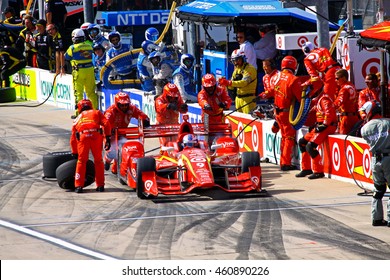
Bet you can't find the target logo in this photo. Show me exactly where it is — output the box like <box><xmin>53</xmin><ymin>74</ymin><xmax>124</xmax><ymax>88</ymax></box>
<box><xmin>363</xmin><ymin>149</ymin><xmax>372</xmax><ymax>178</ymax></box>
<box><xmin>144</xmin><ymin>180</ymin><xmax>154</xmax><ymax>191</ymax></box>
<box><xmin>332</xmin><ymin>143</ymin><xmax>341</xmax><ymax>171</ymax></box>
<box><xmin>314</xmin><ymin>36</ymin><xmax>318</xmax><ymax>47</ymax></box>
<box><xmin>297</xmin><ymin>36</ymin><xmax>309</xmax><ymax>47</ymax></box>
<box><xmin>237</xmin><ymin>122</ymin><xmax>245</xmax><ymax>148</ymax></box>
<box><xmin>252</xmin><ymin>125</ymin><xmax>259</xmax><ymax>151</ymax></box>
<box><xmin>277</xmin><ymin>36</ymin><xmax>282</xmax><ymax>49</ymax></box>
<box><xmin>342</xmin><ymin>43</ymin><xmax>350</xmax><ymax>70</ymax></box>
<box><xmin>346</xmin><ymin>145</ymin><xmax>355</xmax><ymax>174</ymax></box>
<box><xmin>361</xmin><ymin>58</ymin><xmax>380</xmax><ymax>78</ymax></box>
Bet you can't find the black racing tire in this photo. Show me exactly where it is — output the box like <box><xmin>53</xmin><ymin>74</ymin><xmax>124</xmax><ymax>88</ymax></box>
<box><xmin>136</xmin><ymin>157</ymin><xmax>156</xmax><ymax>199</ymax></box>
<box><xmin>42</xmin><ymin>151</ymin><xmax>74</xmax><ymax>178</ymax></box>
<box><xmin>241</xmin><ymin>151</ymin><xmax>260</xmax><ymax>173</ymax></box>
<box><xmin>56</xmin><ymin>159</ymin><xmax>95</xmax><ymax>189</ymax></box>
<box><xmin>0</xmin><ymin>87</ymin><xmax>16</xmax><ymax>103</ymax></box>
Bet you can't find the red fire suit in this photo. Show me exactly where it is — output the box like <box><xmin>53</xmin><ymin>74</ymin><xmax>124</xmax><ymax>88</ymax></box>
<box><xmin>70</xmin><ymin>109</ymin><xmax>111</xmax><ymax>189</ymax></box>
<box><xmin>259</xmin><ymin>69</ymin><xmax>279</xmax><ymax>99</ymax></box>
<box><xmin>334</xmin><ymin>81</ymin><xmax>359</xmax><ymax>134</ymax></box>
<box><xmin>272</xmin><ymin>69</ymin><xmax>302</xmax><ymax>168</ymax></box>
<box><xmin>358</xmin><ymin>87</ymin><xmax>380</xmax><ymax>118</ymax></box>
<box><xmin>299</xmin><ymin>94</ymin><xmax>337</xmax><ymax>174</ymax></box>
<box><xmin>103</xmin><ymin>103</ymin><xmax>149</xmax><ymax>173</ymax></box>
<box><xmin>198</xmin><ymin>85</ymin><xmax>232</xmax><ymax>124</ymax></box>
<box><xmin>155</xmin><ymin>94</ymin><xmax>188</xmax><ymax>125</ymax></box>
<box><xmin>303</xmin><ymin>47</ymin><xmax>341</xmax><ymax>100</ymax></box>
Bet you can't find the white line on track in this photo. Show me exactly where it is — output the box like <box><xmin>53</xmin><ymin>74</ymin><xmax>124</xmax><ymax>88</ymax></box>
<box><xmin>23</xmin><ymin>201</ymin><xmax>370</xmax><ymax>228</ymax></box>
<box><xmin>0</xmin><ymin>219</ymin><xmax>119</xmax><ymax>260</ymax></box>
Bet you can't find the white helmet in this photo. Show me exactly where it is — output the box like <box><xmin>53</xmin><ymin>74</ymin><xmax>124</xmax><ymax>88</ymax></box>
<box><xmin>231</xmin><ymin>49</ymin><xmax>245</xmax><ymax>61</ymax></box>
<box><xmin>72</xmin><ymin>28</ymin><xmax>85</xmax><ymax>43</ymax></box>
<box><xmin>302</xmin><ymin>41</ymin><xmax>314</xmax><ymax>56</ymax></box>
<box><xmin>182</xmin><ymin>134</ymin><xmax>198</xmax><ymax>148</ymax></box>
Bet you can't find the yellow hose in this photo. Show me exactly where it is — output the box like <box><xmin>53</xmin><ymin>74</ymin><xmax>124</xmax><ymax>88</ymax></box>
<box><xmin>100</xmin><ymin>0</ymin><xmax>178</xmax><ymax>84</ymax></box>
<box><xmin>290</xmin><ymin>22</ymin><xmax>345</xmax><ymax>125</ymax></box>
<box><xmin>289</xmin><ymin>89</ymin><xmax>307</xmax><ymax>126</ymax></box>
<box><xmin>330</xmin><ymin>21</ymin><xmax>346</xmax><ymax>55</ymax></box>
<box><xmin>25</xmin><ymin>0</ymin><xmax>34</xmax><ymax>16</ymax></box>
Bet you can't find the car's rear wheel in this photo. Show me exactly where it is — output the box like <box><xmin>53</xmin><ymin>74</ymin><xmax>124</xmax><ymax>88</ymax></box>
<box><xmin>56</xmin><ymin>159</ymin><xmax>95</xmax><ymax>189</ymax></box>
<box><xmin>42</xmin><ymin>151</ymin><xmax>74</xmax><ymax>178</ymax></box>
<box><xmin>136</xmin><ymin>157</ymin><xmax>156</xmax><ymax>199</ymax></box>
<box><xmin>241</xmin><ymin>151</ymin><xmax>260</xmax><ymax>172</ymax></box>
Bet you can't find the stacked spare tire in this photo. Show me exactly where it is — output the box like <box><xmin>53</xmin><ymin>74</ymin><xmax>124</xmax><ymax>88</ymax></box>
<box><xmin>42</xmin><ymin>151</ymin><xmax>95</xmax><ymax>190</ymax></box>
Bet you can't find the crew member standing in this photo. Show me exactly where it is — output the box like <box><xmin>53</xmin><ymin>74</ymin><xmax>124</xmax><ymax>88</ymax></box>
<box><xmin>334</xmin><ymin>69</ymin><xmax>359</xmax><ymax>134</ymax></box>
<box><xmin>258</xmin><ymin>59</ymin><xmax>279</xmax><ymax>100</ymax></box>
<box><xmin>155</xmin><ymin>83</ymin><xmax>188</xmax><ymax>125</ymax></box>
<box><xmin>103</xmin><ymin>92</ymin><xmax>150</xmax><ymax>174</ymax></box>
<box><xmin>70</xmin><ymin>99</ymin><xmax>111</xmax><ymax>193</ymax></box>
<box><xmin>301</xmin><ymin>41</ymin><xmax>341</xmax><ymax>101</ymax></box>
<box><xmin>65</xmin><ymin>28</ymin><xmax>97</xmax><ymax>117</ymax></box>
<box><xmin>358</xmin><ymin>73</ymin><xmax>380</xmax><ymax>119</ymax></box>
<box><xmin>272</xmin><ymin>56</ymin><xmax>302</xmax><ymax>171</ymax></box>
<box><xmin>198</xmin><ymin>73</ymin><xmax>232</xmax><ymax>124</ymax></box>
<box><xmin>45</xmin><ymin>0</ymin><xmax>67</xmax><ymax>33</ymax></box>
<box><xmin>218</xmin><ymin>49</ymin><xmax>257</xmax><ymax>114</ymax></box>
<box><xmin>360</xmin><ymin>101</ymin><xmax>390</xmax><ymax>227</ymax></box>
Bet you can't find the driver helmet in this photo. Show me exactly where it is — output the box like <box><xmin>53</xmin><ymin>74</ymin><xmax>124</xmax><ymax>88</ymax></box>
<box><xmin>114</xmin><ymin>92</ymin><xmax>130</xmax><ymax>111</ymax></box>
<box><xmin>145</xmin><ymin>27</ymin><xmax>159</xmax><ymax>42</ymax></box>
<box><xmin>77</xmin><ymin>99</ymin><xmax>93</xmax><ymax>113</ymax></box>
<box><xmin>182</xmin><ymin>134</ymin><xmax>198</xmax><ymax>148</ymax></box>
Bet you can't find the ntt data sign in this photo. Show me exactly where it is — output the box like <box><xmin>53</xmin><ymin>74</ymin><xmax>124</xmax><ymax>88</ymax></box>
<box><xmin>101</xmin><ymin>10</ymin><xmax>170</xmax><ymax>26</ymax></box>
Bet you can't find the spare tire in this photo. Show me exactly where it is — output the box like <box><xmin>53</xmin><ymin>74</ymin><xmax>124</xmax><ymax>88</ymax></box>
<box><xmin>42</xmin><ymin>151</ymin><xmax>74</xmax><ymax>178</ymax></box>
<box><xmin>56</xmin><ymin>159</ymin><xmax>95</xmax><ymax>189</ymax></box>
<box><xmin>0</xmin><ymin>87</ymin><xmax>16</xmax><ymax>103</ymax></box>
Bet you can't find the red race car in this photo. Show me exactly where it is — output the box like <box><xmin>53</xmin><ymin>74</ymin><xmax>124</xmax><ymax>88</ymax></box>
<box><xmin>115</xmin><ymin>115</ymin><xmax>262</xmax><ymax>199</ymax></box>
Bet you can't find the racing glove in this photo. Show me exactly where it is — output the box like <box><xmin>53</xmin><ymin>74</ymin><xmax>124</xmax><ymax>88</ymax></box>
<box><xmin>180</xmin><ymin>103</ymin><xmax>188</xmax><ymax>111</ymax></box>
<box><xmin>271</xmin><ymin>121</ymin><xmax>280</xmax><ymax>133</ymax></box>
<box><xmin>218</xmin><ymin>77</ymin><xmax>232</xmax><ymax>87</ymax></box>
<box><xmin>167</xmin><ymin>103</ymin><xmax>178</xmax><ymax>110</ymax></box>
<box><xmin>104</xmin><ymin>136</ymin><xmax>111</xmax><ymax>151</ymax></box>
<box><xmin>315</xmin><ymin>123</ymin><xmax>327</xmax><ymax>133</ymax></box>
<box><xmin>218</xmin><ymin>102</ymin><xmax>227</xmax><ymax>109</ymax></box>
<box><xmin>204</xmin><ymin>104</ymin><xmax>212</xmax><ymax>111</ymax></box>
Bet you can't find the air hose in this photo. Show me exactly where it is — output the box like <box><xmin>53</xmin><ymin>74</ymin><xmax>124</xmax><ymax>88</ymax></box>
<box><xmin>100</xmin><ymin>0</ymin><xmax>178</xmax><ymax>89</ymax></box>
<box><xmin>289</xmin><ymin>87</ymin><xmax>312</xmax><ymax>130</ymax></box>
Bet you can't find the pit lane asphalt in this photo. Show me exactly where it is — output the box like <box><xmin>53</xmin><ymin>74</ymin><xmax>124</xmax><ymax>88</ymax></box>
<box><xmin>1</xmin><ymin>102</ymin><xmax>390</xmax><ymax>260</ymax></box>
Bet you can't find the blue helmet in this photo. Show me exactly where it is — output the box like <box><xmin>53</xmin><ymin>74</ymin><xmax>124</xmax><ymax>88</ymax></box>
<box><xmin>108</xmin><ymin>31</ymin><xmax>121</xmax><ymax>48</ymax></box>
<box><xmin>180</xmin><ymin>53</ymin><xmax>195</xmax><ymax>70</ymax></box>
<box><xmin>148</xmin><ymin>51</ymin><xmax>162</xmax><ymax>66</ymax></box>
<box><xmin>141</xmin><ymin>40</ymin><xmax>159</xmax><ymax>55</ymax></box>
<box><xmin>145</xmin><ymin>27</ymin><xmax>159</xmax><ymax>42</ymax></box>
<box><xmin>183</xmin><ymin>134</ymin><xmax>198</xmax><ymax>148</ymax></box>
<box><xmin>88</xmin><ymin>23</ymin><xmax>101</xmax><ymax>40</ymax></box>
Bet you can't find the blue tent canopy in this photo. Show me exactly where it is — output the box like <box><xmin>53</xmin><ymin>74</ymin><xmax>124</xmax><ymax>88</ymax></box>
<box><xmin>176</xmin><ymin>0</ymin><xmax>338</xmax><ymax>31</ymax></box>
